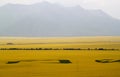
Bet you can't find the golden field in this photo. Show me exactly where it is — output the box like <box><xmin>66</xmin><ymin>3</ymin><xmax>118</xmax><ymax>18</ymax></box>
<box><xmin>0</xmin><ymin>36</ymin><xmax>120</xmax><ymax>77</ymax></box>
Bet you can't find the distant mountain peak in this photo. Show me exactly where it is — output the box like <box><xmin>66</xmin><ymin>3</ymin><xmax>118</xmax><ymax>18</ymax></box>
<box><xmin>0</xmin><ymin>2</ymin><xmax>120</xmax><ymax>36</ymax></box>
<box><xmin>41</xmin><ymin>1</ymin><xmax>51</xmax><ymax>4</ymax></box>
<box><xmin>70</xmin><ymin>5</ymin><xmax>84</xmax><ymax>11</ymax></box>
<box><xmin>34</xmin><ymin>1</ymin><xmax>51</xmax><ymax>5</ymax></box>
<box><xmin>32</xmin><ymin>1</ymin><xmax>64</xmax><ymax>8</ymax></box>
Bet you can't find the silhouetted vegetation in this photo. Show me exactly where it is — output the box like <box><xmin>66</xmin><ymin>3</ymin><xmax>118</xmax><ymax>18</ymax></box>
<box><xmin>95</xmin><ymin>59</ymin><xmax>120</xmax><ymax>63</ymax></box>
<box><xmin>6</xmin><ymin>61</ymin><xmax>20</xmax><ymax>64</ymax></box>
<box><xmin>0</xmin><ymin>48</ymin><xmax>119</xmax><ymax>51</ymax></box>
<box><xmin>98</xmin><ymin>48</ymin><xmax>104</xmax><ymax>50</ymax></box>
<box><xmin>112</xmin><ymin>60</ymin><xmax>120</xmax><ymax>62</ymax></box>
<box><xmin>6</xmin><ymin>43</ymin><xmax>14</xmax><ymax>45</ymax></box>
<box><xmin>59</xmin><ymin>60</ymin><xmax>72</xmax><ymax>63</ymax></box>
<box><xmin>63</xmin><ymin>48</ymin><xmax>81</xmax><ymax>50</ymax></box>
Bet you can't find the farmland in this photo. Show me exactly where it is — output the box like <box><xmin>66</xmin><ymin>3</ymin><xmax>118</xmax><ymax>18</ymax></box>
<box><xmin>0</xmin><ymin>36</ymin><xmax>120</xmax><ymax>77</ymax></box>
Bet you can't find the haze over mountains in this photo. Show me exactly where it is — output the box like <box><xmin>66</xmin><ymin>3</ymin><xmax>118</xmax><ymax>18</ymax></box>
<box><xmin>0</xmin><ymin>2</ymin><xmax>120</xmax><ymax>37</ymax></box>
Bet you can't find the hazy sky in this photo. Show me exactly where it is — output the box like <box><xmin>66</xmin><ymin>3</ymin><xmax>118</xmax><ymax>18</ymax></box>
<box><xmin>0</xmin><ymin>0</ymin><xmax>120</xmax><ymax>19</ymax></box>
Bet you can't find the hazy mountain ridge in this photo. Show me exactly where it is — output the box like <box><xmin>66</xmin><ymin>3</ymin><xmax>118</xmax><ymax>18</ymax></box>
<box><xmin>0</xmin><ymin>2</ymin><xmax>120</xmax><ymax>36</ymax></box>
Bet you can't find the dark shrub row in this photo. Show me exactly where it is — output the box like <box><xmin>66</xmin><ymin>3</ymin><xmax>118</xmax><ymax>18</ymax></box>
<box><xmin>0</xmin><ymin>48</ymin><xmax>119</xmax><ymax>50</ymax></box>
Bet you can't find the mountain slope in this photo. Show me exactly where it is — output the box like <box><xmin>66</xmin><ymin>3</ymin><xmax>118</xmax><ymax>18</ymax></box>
<box><xmin>0</xmin><ymin>2</ymin><xmax>120</xmax><ymax>36</ymax></box>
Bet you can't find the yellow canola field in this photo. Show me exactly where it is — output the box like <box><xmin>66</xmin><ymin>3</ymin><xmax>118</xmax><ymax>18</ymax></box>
<box><xmin>0</xmin><ymin>36</ymin><xmax>120</xmax><ymax>77</ymax></box>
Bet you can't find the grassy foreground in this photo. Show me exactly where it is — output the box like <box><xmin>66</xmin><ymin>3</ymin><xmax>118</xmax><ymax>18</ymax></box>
<box><xmin>0</xmin><ymin>36</ymin><xmax>120</xmax><ymax>77</ymax></box>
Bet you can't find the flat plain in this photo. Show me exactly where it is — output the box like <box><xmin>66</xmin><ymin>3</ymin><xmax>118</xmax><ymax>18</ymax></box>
<box><xmin>0</xmin><ymin>36</ymin><xmax>120</xmax><ymax>77</ymax></box>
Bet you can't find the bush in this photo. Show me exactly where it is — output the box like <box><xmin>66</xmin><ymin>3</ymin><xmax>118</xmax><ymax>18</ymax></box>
<box><xmin>59</xmin><ymin>60</ymin><xmax>72</xmax><ymax>63</ymax></box>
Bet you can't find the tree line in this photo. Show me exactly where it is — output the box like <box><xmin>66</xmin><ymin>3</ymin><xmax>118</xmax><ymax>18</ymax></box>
<box><xmin>0</xmin><ymin>48</ymin><xmax>118</xmax><ymax>50</ymax></box>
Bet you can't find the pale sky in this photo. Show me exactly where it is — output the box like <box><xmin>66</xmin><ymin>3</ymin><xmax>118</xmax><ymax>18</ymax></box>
<box><xmin>0</xmin><ymin>0</ymin><xmax>120</xmax><ymax>19</ymax></box>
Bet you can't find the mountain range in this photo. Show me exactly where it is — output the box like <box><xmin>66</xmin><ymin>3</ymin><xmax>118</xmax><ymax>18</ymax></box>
<box><xmin>0</xmin><ymin>2</ymin><xmax>120</xmax><ymax>36</ymax></box>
